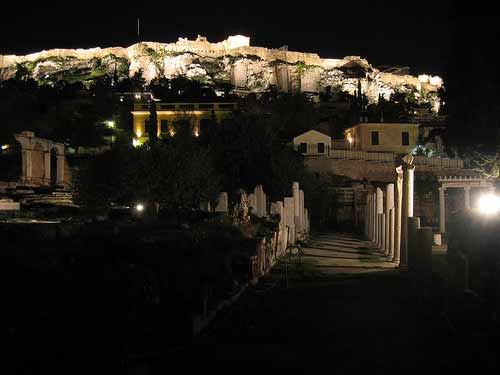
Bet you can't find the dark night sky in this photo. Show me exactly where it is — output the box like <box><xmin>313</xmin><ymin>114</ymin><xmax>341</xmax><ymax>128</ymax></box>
<box><xmin>1</xmin><ymin>1</ymin><xmax>454</xmax><ymax>76</ymax></box>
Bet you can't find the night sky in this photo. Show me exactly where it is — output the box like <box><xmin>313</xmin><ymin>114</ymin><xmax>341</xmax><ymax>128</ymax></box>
<box><xmin>1</xmin><ymin>1</ymin><xmax>454</xmax><ymax>76</ymax></box>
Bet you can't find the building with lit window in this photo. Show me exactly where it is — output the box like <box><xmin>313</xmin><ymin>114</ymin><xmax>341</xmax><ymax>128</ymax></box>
<box><xmin>131</xmin><ymin>102</ymin><xmax>237</xmax><ymax>141</ymax></box>
<box><xmin>344</xmin><ymin>123</ymin><xmax>419</xmax><ymax>154</ymax></box>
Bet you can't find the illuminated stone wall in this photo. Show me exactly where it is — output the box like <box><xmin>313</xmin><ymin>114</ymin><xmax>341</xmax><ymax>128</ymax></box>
<box><xmin>0</xmin><ymin>35</ymin><xmax>443</xmax><ymax>108</ymax></box>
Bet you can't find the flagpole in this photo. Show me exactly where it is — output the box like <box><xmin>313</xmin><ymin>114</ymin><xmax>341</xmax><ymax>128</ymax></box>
<box><xmin>137</xmin><ymin>17</ymin><xmax>140</xmax><ymax>42</ymax></box>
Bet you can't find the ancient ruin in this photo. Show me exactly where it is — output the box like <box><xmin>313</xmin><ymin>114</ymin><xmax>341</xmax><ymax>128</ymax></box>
<box><xmin>0</xmin><ymin>35</ymin><xmax>442</xmax><ymax>109</ymax></box>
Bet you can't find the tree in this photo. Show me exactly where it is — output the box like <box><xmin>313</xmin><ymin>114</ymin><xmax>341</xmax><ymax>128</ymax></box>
<box><xmin>76</xmin><ymin>124</ymin><xmax>221</xmax><ymax>218</ymax></box>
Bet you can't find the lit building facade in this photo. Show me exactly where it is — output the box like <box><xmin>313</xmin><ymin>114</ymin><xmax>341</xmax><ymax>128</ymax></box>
<box><xmin>344</xmin><ymin>123</ymin><xmax>419</xmax><ymax>153</ymax></box>
<box><xmin>131</xmin><ymin>102</ymin><xmax>237</xmax><ymax>141</ymax></box>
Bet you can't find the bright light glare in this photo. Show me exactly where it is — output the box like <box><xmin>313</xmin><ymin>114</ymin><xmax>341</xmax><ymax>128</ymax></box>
<box><xmin>135</xmin><ymin>204</ymin><xmax>144</xmax><ymax>212</ymax></box>
<box><xmin>132</xmin><ymin>138</ymin><xmax>141</xmax><ymax>147</ymax></box>
<box><xmin>478</xmin><ymin>193</ymin><xmax>500</xmax><ymax>215</ymax></box>
<box><xmin>1</xmin><ymin>144</ymin><xmax>9</xmax><ymax>150</ymax></box>
<box><xmin>107</xmin><ymin>120</ymin><xmax>115</xmax><ymax>128</ymax></box>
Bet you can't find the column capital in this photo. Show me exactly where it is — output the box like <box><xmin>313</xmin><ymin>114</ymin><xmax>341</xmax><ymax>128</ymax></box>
<box><xmin>439</xmin><ymin>186</ymin><xmax>446</xmax><ymax>192</ymax></box>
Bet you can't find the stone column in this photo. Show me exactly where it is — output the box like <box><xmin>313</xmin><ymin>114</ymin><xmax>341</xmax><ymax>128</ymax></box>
<box><xmin>293</xmin><ymin>182</ymin><xmax>300</xmax><ymax>233</ymax></box>
<box><xmin>21</xmin><ymin>149</ymin><xmax>33</xmax><ymax>183</ymax></box>
<box><xmin>372</xmin><ymin>192</ymin><xmax>377</xmax><ymax>243</ymax></box>
<box><xmin>464</xmin><ymin>186</ymin><xmax>471</xmax><ymax>210</ymax></box>
<box><xmin>254</xmin><ymin>185</ymin><xmax>266</xmax><ymax>217</ymax></box>
<box><xmin>400</xmin><ymin>157</ymin><xmax>415</xmax><ymax>270</ymax></box>
<box><xmin>376</xmin><ymin>188</ymin><xmax>383</xmax><ymax>248</ymax></box>
<box><xmin>366</xmin><ymin>193</ymin><xmax>372</xmax><ymax>241</ymax></box>
<box><xmin>284</xmin><ymin>197</ymin><xmax>295</xmax><ymax>245</ymax></box>
<box><xmin>381</xmin><ymin>213</ymin><xmax>386</xmax><ymax>251</ymax></box>
<box><xmin>43</xmin><ymin>151</ymin><xmax>51</xmax><ymax>185</ymax></box>
<box><xmin>215</xmin><ymin>192</ymin><xmax>229</xmax><ymax>213</ymax></box>
<box><xmin>271</xmin><ymin>201</ymin><xmax>286</xmax><ymax>253</ymax></box>
<box><xmin>299</xmin><ymin>189</ymin><xmax>305</xmax><ymax>234</ymax></box>
<box><xmin>385</xmin><ymin>184</ymin><xmax>394</xmax><ymax>256</ymax></box>
<box><xmin>365</xmin><ymin>195</ymin><xmax>370</xmax><ymax>238</ymax></box>
<box><xmin>407</xmin><ymin>217</ymin><xmax>421</xmax><ymax>273</ymax></box>
<box><xmin>389</xmin><ymin>208</ymin><xmax>395</xmax><ymax>259</ymax></box>
<box><xmin>56</xmin><ymin>155</ymin><xmax>65</xmax><ymax>186</ymax></box>
<box><xmin>439</xmin><ymin>187</ymin><xmax>446</xmax><ymax>234</ymax></box>
<box><xmin>394</xmin><ymin>166</ymin><xmax>403</xmax><ymax>263</ymax></box>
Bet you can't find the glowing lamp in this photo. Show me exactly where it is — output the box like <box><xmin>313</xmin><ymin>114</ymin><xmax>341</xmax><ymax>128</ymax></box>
<box><xmin>106</xmin><ymin>120</ymin><xmax>115</xmax><ymax>128</ymax></box>
<box><xmin>1</xmin><ymin>144</ymin><xmax>9</xmax><ymax>150</ymax></box>
<box><xmin>136</xmin><ymin>130</ymin><xmax>142</xmax><ymax>138</ymax></box>
<box><xmin>478</xmin><ymin>193</ymin><xmax>500</xmax><ymax>215</ymax></box>
<box><xmin>347</xmin><ymin>134</ymin><xmax>353</xmax><ymax>145</ymax></box>
<box><xmin>194</xmin><ymin>130</ymin><xmax>199</xmax><ymax>137</ymax></box>
<box><xmin>135</xmin><ymin>204</ymin><xmax>144</xmax><ymax>212</ymax></box>
<box><xmin>132</xmin><ymin>138</ymin><xmax>141</xmax><ymax>147</ymax></box>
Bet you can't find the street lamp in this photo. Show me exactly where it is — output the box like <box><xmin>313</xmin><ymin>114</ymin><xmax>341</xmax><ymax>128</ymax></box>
<box><xmin>478</xmin><ymin>193</ymin><xmax>500</xmax><ymax>215</ymax></box>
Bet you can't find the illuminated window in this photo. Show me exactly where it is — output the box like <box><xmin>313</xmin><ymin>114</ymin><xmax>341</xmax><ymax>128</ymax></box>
<box><xmin>402</xmin><ymin>131</ymin><xmax>409</xmax><ymax>146</ymax></box>
<box><xmin>371</xmin><ymin>131</ymin><xmax>379</xmax><ymax>145</ymax></box>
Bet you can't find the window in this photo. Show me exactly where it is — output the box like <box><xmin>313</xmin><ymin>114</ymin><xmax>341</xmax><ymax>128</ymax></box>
<box><xmin>299</xmin><ymin>143</ymin><xmax>307</xmax><ymax>153</ymax></box>
<box><xmin>160</xmin><ymin>120</ymin><xmax>169</xmax><ymax>134</ymax></box>
<box><xmin>317</xmin><ymin>142</ymin><xmax>325</xmax><ymax>154</ymax></box>
<box><xmin>371</xmin><ymin>131</ymin><xmax>379</xmax><ymax>145</ymax></box>
<box><xmin>402</xmin><ymin>131</ymin><xmax>410</xmax><ymax>146</ymax></box>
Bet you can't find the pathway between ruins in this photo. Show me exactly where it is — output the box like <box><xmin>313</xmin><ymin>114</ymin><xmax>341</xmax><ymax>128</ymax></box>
<box><xmin>302</xmin><ymin>232</ymin><xmax>397</xmax><ymax>274</ymax></box>
<box><xmin>152</xmin><ymin>232</ymin><xmax>494</xmax><ymax>370</ymax></box>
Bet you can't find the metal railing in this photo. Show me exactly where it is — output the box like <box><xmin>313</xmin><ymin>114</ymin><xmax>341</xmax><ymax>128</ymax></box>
<box><xmin>133</xmin><ymin>102</ymin><xmax>238</xmax><ymax>112</ymax></box>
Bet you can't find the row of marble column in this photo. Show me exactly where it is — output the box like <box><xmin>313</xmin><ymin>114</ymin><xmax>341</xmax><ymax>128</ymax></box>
<box><xmin>364</xmin><ymin>160</ymin><xmax>432</xmax><ymax>270</ymax></box>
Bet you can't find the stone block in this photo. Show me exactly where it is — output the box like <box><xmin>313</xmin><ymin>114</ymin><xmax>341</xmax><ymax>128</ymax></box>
<box><xmin>214</xmin><ymin>192</ymin><xmax>228</xmax><ymax>213</ymax></box>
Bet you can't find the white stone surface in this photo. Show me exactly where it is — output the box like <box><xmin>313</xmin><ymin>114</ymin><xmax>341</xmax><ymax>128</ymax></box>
<box><xmin>0</xmin><ymin>200</ymin><xmax>20</xmax><ymax>211</ymax></box>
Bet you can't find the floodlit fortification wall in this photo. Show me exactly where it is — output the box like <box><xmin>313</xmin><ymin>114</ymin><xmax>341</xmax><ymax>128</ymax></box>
<box><xmin>0</xmin><ymin>35</ymin><xmax>443</xmax><ymax>108</ymax></box>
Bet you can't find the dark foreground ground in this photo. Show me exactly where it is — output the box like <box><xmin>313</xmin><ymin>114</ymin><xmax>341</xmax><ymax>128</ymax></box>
<box><xmin>6</xmin><ymin>232</ymin><xmax>500</xmax><ymax>372</ymax></box>
<box><xmin>136</xmin><ymin>232</ymin><xmax>500</xmax><ymax>371</ymax></box>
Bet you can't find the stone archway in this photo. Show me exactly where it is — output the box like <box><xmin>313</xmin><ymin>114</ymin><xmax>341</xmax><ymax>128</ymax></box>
<box><xmin>31</xmin><ymin>142</ymin><xmax>46</xmax><ymax>185</ymax></box>
<box><xmin>14</xmin><ymin>131</ymin><xmax>66</xmax><ymax>187</ymax></box>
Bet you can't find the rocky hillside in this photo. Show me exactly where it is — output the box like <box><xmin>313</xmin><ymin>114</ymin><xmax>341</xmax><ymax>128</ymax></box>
<box><xmin>0</xmin><ymin>35</ymin><xmax>443</xmax><ymax>110</ymax></box>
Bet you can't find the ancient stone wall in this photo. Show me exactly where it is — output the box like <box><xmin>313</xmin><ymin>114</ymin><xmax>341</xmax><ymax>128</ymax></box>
<box><xmin>0</xmin><ymin>35</ymin><xmax>443</xmax><ymax>107</ymax></box>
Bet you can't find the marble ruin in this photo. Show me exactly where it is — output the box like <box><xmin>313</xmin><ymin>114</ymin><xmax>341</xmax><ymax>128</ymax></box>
<box><xmin>0</xmin><ymin>35</ymin><xmax>442</xmax><ymax>108</ymax></box>
<box><xmin>13</xmin><ymin>131</ymin><xmax>68</xmax><ymax>187</ymax></box>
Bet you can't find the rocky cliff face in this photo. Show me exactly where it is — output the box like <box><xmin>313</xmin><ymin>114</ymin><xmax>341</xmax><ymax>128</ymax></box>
<box><xmin>0</xmin><ymin>35</ymin><xmax>443</xmax><ymax>110</ymax></box>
